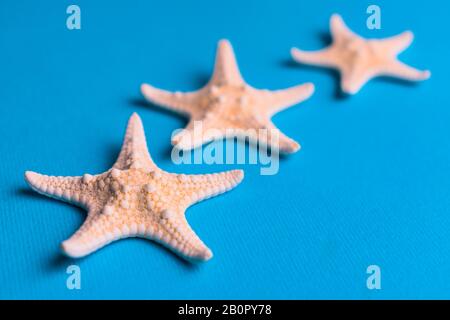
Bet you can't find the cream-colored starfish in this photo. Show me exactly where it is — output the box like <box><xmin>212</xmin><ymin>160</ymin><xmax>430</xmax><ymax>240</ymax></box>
<box><xmin>141</xmin><ymin>39</ymin><xmax>314</xmax><ymax>154</ymax></box>
<box><xmin>291</xmin><ymin>14</ymin><xmax>431</xmax><ymax>95</ymax></box>
<box><xmin>24</xmin><ymin>113</ymin><xmax>243</xmax><ymax>262</ymax></box>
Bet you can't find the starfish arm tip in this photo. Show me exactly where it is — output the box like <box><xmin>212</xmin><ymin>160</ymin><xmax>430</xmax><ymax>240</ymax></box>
<box><xmin>399</xmin><ymin>30</ymin><xmax>414</xmax><ymax>44</ymax></box>
<box><xmin>341</xmin><ymin>85</ymin><xmax>360</xmax><ymax>95</ymax></box>
<box><xmin>404</xmin><ymin>30</ymin><xmax>414</xmax><ymax>39</ymax></box>
<box><xmin>24</xmin><ymin>170</ymin><xmax>48</xmax><ymax>193</ymax></box>
<box><xmin>139</xmin><ymin>82</ymin><xmax>148</xmax><ymax>91</ymax></box>
<box><xmin>129</xmin><ymin>111</ymin><xmax>141</xmax><ymax>122</ymax></box>
<box><xmin>231</xmin><ymin>169</ymin><xmax>245</xmax><ymax>184</ymax></box>
<box><xmin>218</xmin><ymin>38</ymin><xmax>231</xmax><ymax>47</ymax></box>
<box><xmin>171</xmin><ymin>136</ymin><xmax>195</xmax><ymax>151</ymax></box>
<box><xmin>188</xmin><ymin>248</ymin><xmax>213</xmax><ymax>262</ymax></box>
<box><xmin>24</xmin><ymin>170</ymin><xmax>37</xmax><ymax>185</ymax></box>
<box><xmin>331</xmin><ymin>13</ymin><xmax>342</xmax><ymax>20</ymax></box>
<box><xmin>171</xmin><ymin>126</ymin><xmax>211</xmax><ymax>151</ymax></box>
<box><xmin>380</xmin><ymin>30</ymin><xmax>415</xmax><ymax>54</ymax></box>
<box><xmin>171</xmin><ymin>130</ymin><xmax>185</xmax><ymax>145</ymax></box>
<box><xmin>203</xmin><ymin>249</ymin><xmax>214</xmax><ymax>261</ymax></box>
<box><xmin>140</xmin><ymin>83</ymin><xmax>155</xmax><ymax>98</ymax></box>
<box><xmin>341</xmin><ymin>77</ymin><xmax>364</xmax><ymax>95</ymax></box>
<box><xmin>281</xmin><ymin>140</ymin><xmax>301</xmax><ymax>154</ymax></box>
<box><xmin>422</xmin><ymin>70</ymin><xmax>432</xmax><ymax>80</ymax></box>
<box><xmin>211</xmin><ymin>39</ymin><xmax>244</xmax><ymax>86</ymax></box>
<box><xmin>60</xmin><ymin>240</ymin><xmax>87</xmax><ymax>258</ymax></box>
<box><xmin>290</xmin><ymin>47</ymin><xmax>305</xmax><ymax>61</ymax></box>
<box><xmin>291</xmin><ymin>141</ymin><xmax>301</xmax><ymax>153</ymax></box>
<box><xmin>24</xmin><ymin>171</ymin><xmax>87</xmax><ymax>205</ymax></box>
<box><xmin>330</xmin><ymin>13</ymin><xmax>357</xmax><ymax>41</ymax></box>
<box><xmin>330</xmin><ymin>13</ymin><xmax>344</xmax><ymax>28</ymax></box>
<box><xmin>304</xmin><ymin>82</ymin><xmax>315</xmax><ymax>95</ymax></box>
<box><xmin>140</xmin><ymin>82</ymin><xmax>164</xmax><ymax>101</ymax></box>
<box><xmin>24</xmin><ymin>170</ymin><xmax>46</xmax><ymax>194</ymax></box>
<box><xmin>264</xmin><ymin>82</ymin><xmax>315</xmax><ymax>115</ymax></box>
<box><xmin>400</xmin><ymin>30</ymin><xmax>415</xmax><ymax>51</ymax></box>
<box><xmin>385</xmin><ymin>62</ymin><xmax>432</xmax><ymax>82</ymax></box>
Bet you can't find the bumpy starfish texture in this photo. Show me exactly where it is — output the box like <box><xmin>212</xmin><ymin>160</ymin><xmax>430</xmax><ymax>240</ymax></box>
<box><xmin>25</xmin><ymin>113</ymin><xmax>243</xmax><ymax>262</ymax></box>
<box><xmin>141</xmin><ymin>39</ymin><xmax>314</xmax><ymax>154</ymax></box>
<box><xmin>291</xmin><ymin>14</ymin><xmax>431</xmax><ymax>95</ymax></box>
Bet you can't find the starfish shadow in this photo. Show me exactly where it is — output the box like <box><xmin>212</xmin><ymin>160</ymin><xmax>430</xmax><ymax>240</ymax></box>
<box><xmin>372</xmin><ymin>75</ymin><xmax>425</xmax><ymax>88</ymax></box>
<box><xmin>103</xmin><ymin>143</ymin><xmax>122</xmax><ymax>168</ymax></box>
<box><xmin>47</xmin><ymin>253</ymin><xmax>76</xmax><ymax>271</ymax></box>
<box><xmin>16</xmin><ymin>187</ymin><xmax>44</xmax><ymax>200</ymax></box>
<box><xmin>222</xmin><ymin>137</ymin><xmax>292</xmax><ymax>163</ymax></box>
<box><xmin>127</xmin><ymin>97</ymin><xmax>187</xmax><ymax>122</ymax></box>
<box><xmin>191</xmin><ymin>71</ymin><xmax>210</xmax><ymax>88</ymax></box>
<box><xmin>135</xmin><ymin>238</ymin><xmax>204</xmax><ymax>269</ymax></box>
<box><xmin>161</xmin><ymin>144</ymin><xmax>176</xmax><ymax>160</ymax></box>
<box><xmin>50</xmin><ymin>234</ymin><xmax>203</xmax><ymax>270</ymax></box>
<box><xmin>48</xmin><ymin>238</ymin><xmax>202</xmax><ymax>270</ymax></box>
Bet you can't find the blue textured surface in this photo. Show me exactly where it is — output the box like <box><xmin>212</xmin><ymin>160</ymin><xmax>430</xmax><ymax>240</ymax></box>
<box><xmin>0</xmin><ymin>0</ymin><xmax>448</xmax><ymax>299</ymax></box>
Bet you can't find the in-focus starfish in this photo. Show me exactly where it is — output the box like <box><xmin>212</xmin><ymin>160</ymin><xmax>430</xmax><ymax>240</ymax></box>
<box><xmin>291</xmin><ymin>14</ymin><xmax>431</xmax><ymax>95</ymax></box>
<box><xmin>141</xmin><ymin>39</ymin><xmax>314</xmax><ymax>154</ymax></box>
<box><xmin>25</xmin><ymin>113</ymin><xmax>243</xmax><ymax>262</ymax></box>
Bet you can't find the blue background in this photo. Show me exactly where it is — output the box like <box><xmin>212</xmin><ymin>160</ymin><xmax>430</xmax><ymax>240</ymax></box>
<box><xmin>0</xmin><ymin>0</ymin><xmax>448</xmax><ymax>299</ymax></box>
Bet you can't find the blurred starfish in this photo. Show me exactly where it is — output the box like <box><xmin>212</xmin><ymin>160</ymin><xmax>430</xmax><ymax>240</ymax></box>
<box><xmin>25</xmin><ymin>113</ymin><xmax>243</xmax><ymax>262</ymax></box>
<box><xmin>291</xmin><ymin>14</ymin><xmax>431</xmax><ymax>95</ymax></box>
<box><xmin>141</xmin><ymin>39</ymin><xmax>314</xmax><ymax>153</ymax></box>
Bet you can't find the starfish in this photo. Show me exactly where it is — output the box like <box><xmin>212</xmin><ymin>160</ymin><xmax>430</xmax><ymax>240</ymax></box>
<box><xmin>141</xmin><ymin>39</ymin><xmax>314</xmax><ymax>154</ymax></box>
<box><xmin>291</xmin><ymin>14</ymin><xmax>431</xmax><ymax>95</ymax></box>
<box><xmin>24</xmin><ymin>113</ymin><xmax>244</xmax><ymax>262</ymax></box>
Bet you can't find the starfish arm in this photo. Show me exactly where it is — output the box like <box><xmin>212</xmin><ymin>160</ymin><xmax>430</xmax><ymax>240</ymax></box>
<box><xmin>259</xmin><ymin>123</ymin><xmax>300</xmax><ymax>154</ymax></box>
<box><xmin>60</xmin><ymin>209</ymin><xmax>120</xmax><ymax>258</ymax></box>
<box><xmin>381</xmin><ymin>60</ymin><xmax>431</xmax><ymax>81</ymax></box>
<box><xmin>140</xmin><ymin>83</ymin><xmax>201</xmax><ymax>117</ymax></box>
<box><xmin>260</xmin><ymin>83</ymin><xmax>315</xmax><ymax>116</ymax></box>
<box><xmin>24</xmin><ymin>171</ymin><xmax>94</xmax><ymax>207</ymax></box>
<box><xmin>177</xmin><ymin>169</ymin><xmax>244</xmax><ymax>206</ymax></box>
<box><xmin>156</xmin><ymin>213</ymin><xmax>214</xmax><ymax>261</ymax></box>
<box><xmin>170</xmin><ymin>119</ymin><xmax>197</xmax><ymax>148</ymax></box>
<box><xmin>113</xmin><ymin>113</ymin><xmax>157</xmax><ymax>171</ymax></box>
<box><xmin>59</xmin><ymin>197</ymin><xmax>215</xmax><ymax>260</ymax></box>
<box><xmin>340</xmin><ymin>65</ymin><xmax>376</xmax><ymax>95</ymax></box>
<box><xmin>209</xmin><ymin>39</ymin><xmax>244</xmax><ymax>86</ymax></box>
<box><xmin>291</xmin><ymin>47</ymin><xmax>337</xmax><ymax>68</ymax></box>
<box><xmin>156</xmin><ymin>170</ymin><xmax>243</xmax><ymax>260</ymax></box>
<box><xmin>291</xmin><ymin>15</ymin><xmax>358</xmax><ymax>67</ymax></box>
<box><xmin>330</xmin><ymin>14</ymin><xmax>359</xmax><ymax>43</ymax></box>
<box><xmin>377</xmin><ymin>31</ymin><xmax>414</xmax><ymax>55</ymax></box>
<box><xmin>171</xmin><ymin>118</ymin><xmax>225</xmax><ymax>150</ymax></box>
